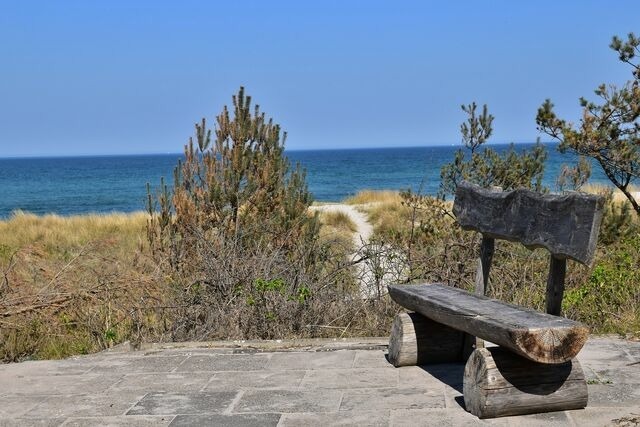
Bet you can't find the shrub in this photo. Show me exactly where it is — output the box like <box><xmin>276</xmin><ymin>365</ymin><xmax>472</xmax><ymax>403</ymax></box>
<box><xmin>146</xmin><ymin>88</ymin><xmax>393</xmax><ymax>340</ymax></box>
<box><xmin>563</xmin><ymin>235</ymin><xmax>640</xmax><ymax>334</ymax></box>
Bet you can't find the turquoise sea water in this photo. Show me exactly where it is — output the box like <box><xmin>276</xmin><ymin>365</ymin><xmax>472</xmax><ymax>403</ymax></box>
<box><xmin>0</xmin><ymin>143</ymin><xmax>609</xmax><ymax>217</ymax></box>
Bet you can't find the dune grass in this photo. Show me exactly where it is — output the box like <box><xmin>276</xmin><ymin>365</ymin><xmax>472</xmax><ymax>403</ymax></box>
<box><xmin>0</xmin><ymin>207</ymin><xmax>377</xmax><ymax>361</ymax></box>
<box><xmin>320</xmin><ymin>210</ymin><xmax>357</xmax><ymax>233</ymax></box>
<box><xmin>315</xmin><ymin>209</ymin><xmax>358</xmax><ymax>254</ymax></box>
<box><xmin>0</xmin><ymin>211</ymin><xmax>169</xmax><ymax>362</ymax></box>
<box><xmin>0</xmin><ymin>211</ymin><xmax>148</xmax><ymax>260</ymax></box>
<box><xmin>343</xmin><ymin>190</ymin><xmax>401</xmax><ymax>205</ymax></box>
<box><xmin>345</xmin><ymin>190</ymin><xmax>417</xmax><ymax>238</ymax></box>
<box><xmin>2</xmin><ymin>187</ymin><xmax>638</xmax><ymax>361</ymax></box>
<box><xmin>580</xmin><ymin>183</ymin><xmax>640</xmax><ymax>201</ymax></box>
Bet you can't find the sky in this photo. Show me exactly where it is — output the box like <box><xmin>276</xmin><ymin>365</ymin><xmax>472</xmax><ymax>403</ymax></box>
<box><xmin>1</xmin><ymin>1</ymin><xmax>639</xmax><ymax>157</ymax></box>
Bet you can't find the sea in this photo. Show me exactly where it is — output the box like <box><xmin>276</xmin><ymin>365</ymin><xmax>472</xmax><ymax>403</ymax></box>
<box><xmin>0</xmin><ymin>143</ymin><xmax>610</xmax><ymax>218</ymax></box>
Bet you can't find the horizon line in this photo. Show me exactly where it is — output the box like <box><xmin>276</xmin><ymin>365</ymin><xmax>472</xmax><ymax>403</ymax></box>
<box><xmin>0</xmin><ymin>140</ymin><xmax>557</xmax><ymax>160</ymax></box>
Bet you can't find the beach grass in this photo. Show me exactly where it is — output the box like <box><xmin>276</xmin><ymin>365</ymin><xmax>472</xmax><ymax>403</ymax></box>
<box><xmin>345</xmin><ymin>190</ymin><xmax>414</xmax><ymax>237</ymax></box>
<box><xmin>0</xmin><ymin>211</ymin><xmax>169</xmax><ymax>362</ymax></box>
<box><xmin>319</xmin><ymin>210</ymin><xmax>357</xmax><ymax>233</ymax></box>
<box><xmin>580</xmin><ymin>183</ymin><xmax>640</xmax><ymax>202</ymax></box>
<box><xmin>316</xmin><ymin>209</ymin><xmax>357</xmax><ymax>254</ymax></box>
<box><xmin>0</xmin><ymin>211</ymin><xmax>148</xmax><ymax>259</ymax></box>
<box><xmin>0</xmin><ymin>208</ymin><xmax>377</xmax><ymax>361</ymax></box>
<box><xmin>343</xmin><ymin>190</ymin><xmax>401</xmax><ymax>205</ymax></box>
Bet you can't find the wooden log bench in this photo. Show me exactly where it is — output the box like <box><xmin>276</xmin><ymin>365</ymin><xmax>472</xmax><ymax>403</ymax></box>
<box><xmin>387</xmin><ymin>181</ymin><xmax>605</xmax><ymax>419</ymax></box>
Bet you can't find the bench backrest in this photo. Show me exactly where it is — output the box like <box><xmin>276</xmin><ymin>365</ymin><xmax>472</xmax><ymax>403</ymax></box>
<box><xmin>452</xmin><ymin>181</ymin><xmax>605</xmax><ymax>316</ymax></box>
<box><xmin>453</xmin><ymin>181</ymin><xmax>605</xmax><ymax>265</ymax></box>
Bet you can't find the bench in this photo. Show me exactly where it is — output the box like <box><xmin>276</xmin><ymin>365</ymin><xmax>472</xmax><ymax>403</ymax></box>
<box><xmin>387</xmin><ymin>181</ymin><xmax>605</xmax><ymax>419</ymax></box>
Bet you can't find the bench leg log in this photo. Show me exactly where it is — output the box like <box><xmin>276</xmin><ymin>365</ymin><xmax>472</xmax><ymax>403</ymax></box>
<box><xmin>463</xmin><ymin>347</ymin><xmax>588</xmax><ymax>419</ymax></box>
<box><xmin>388</xmin><ymin>312</ymin><xmax>465</xmax><ymax>367</ymax></box>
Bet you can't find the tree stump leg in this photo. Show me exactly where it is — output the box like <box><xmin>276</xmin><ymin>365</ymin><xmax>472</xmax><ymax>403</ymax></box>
<box><xmin>463</xmin><ymin>347</ymin><xmax>588</xmax><ymax>419</ymax></box>
<box><xmin>462</xmin><ymin>333</ymin><xmax>485</xmax><ymax>361</ymax></box>
<box><xmin>388</xmin><ymin>312</ymin><xmax>465</xmax><ymax>367</ymax></box>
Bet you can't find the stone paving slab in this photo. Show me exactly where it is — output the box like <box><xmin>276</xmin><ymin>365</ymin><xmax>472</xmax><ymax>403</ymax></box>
<box><xmin>126</xmin><ymin>391</ymin><xmax>238</xmax><ymax>416</ymax></box>
<box><xmin>169</xmin><ymin>413</ymin><xmax>281</xmax><ymax>427</ymax></box>
<box><xmin>205</xmin><ymin>370</ymin><xmax>305</xmax><ymax>390</ymax></box>
<box><xmin>266</xmin><ymin>351</ymin><xmax>356</xmax><ymax>370</ymax></box>
<box><xmin>0</xmin><ymin>336</ymin><xmax>637</xmax><ymax>426</ymax></box>
<box><xmin>234</xmin><ymin>389</ymin><xmax>342</xmax><ymax>413</ymax></box>
<box><xmin>280</xmin><ymin>411</ymin><xmax>390</xmax><ymax>426</ymax></box>
<box><xmin>24</xmin><ymin>393</ymin><xmax>146</xmax><ymax>419</ymax></box>
<box><xmin>299</xmin><ymin>368</ymin><xmax>399</xmax><ymax>389</ymax></box>
<box><xmin>109</xmin><ymin>373</ymin><xmax>212</xmax><ymax>393</ymax></box>
<box><xmin>176</xmin><ymin>354</ymin><xmax>271</xmax><ymax>372</ymax></box>
<box><xmin>61</xmin><ymin>415</ymin><xmax>173</xmax><ymax>426</ymax></box>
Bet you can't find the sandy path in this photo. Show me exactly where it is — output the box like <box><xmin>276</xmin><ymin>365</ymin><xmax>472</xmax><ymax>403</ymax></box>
<box><xmin>312</xmin><ymin>204</ymin><xmax>404</xmax><ymax>298</ymax></box>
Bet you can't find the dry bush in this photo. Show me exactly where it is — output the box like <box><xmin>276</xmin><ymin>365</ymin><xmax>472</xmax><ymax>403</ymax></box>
<box><xmin>147</xmin><ymin>212</ymin><xmax>397</xmax><ymax>341</ymax></box>
<box><xmin>146</xmin><ymin>88</ymin><xmax>396</xmax><ymax>342</ymax></box>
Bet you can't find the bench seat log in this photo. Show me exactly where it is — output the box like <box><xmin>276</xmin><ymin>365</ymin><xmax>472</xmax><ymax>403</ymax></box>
<box><xmin>464</xmin><ymin>347</ymin><xmax>588</xmax><ymax>418</ymax></box>
<box><xmin>388</xmin><ymin>283</ymin><xmax>588</xmax><ymax>364</ymax></box>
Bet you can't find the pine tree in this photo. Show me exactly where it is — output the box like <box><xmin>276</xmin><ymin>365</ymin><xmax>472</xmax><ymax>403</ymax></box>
<box><xmin>439</xmin><ymin>102</ymin><xmax>547</xmax><ymax>198</ymax></box>
<box><xmin>146</xmin><ymin>88</ymin><xmax>323</xmax><ymax>339</ymax></box>
<box><xmin>537</xmin><ymin>33</ymin><xmax>640</xmax><ymax>214</ymax></box>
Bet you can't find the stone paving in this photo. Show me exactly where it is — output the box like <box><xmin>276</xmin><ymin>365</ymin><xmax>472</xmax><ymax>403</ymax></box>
<box><xmin>0</xmin><ymin>336</ymin><xmax>638</xmax><ymax>426</ymax></box>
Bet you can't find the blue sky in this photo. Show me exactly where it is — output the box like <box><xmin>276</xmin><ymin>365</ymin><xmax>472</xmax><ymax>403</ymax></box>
<box><xmin>1</xmin><ymin>1</ymin><xmax>639</xmax><ymax>157</ymax></box>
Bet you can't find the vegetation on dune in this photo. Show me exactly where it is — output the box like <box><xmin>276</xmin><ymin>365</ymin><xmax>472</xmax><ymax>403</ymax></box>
<box><xmin>2</xmin><ymin>33</ymin><xmax>640</xmax><ymax>362</ymax></box>
<box><xmin>146</xmin><ymin>87</ymin><xmax>394</xmax><ymax>342</ymax></box>
<box><xmin>439</xmin><ymin>102</ymin><xmax>547</xmax><ymax>198</ymax></box>
<box><xmin>319</xmin><ymin>210</ymin><xmax>358</xmax><ymax>234</ymax></box>
<box><xmin>0</xmin><ymin>212</ymin><xmax>168</xmax><ymax>361</ymax></box>
<box><xmin>343</xmin><ymin>190</ymin><xmax>402</xmax><ymax>206</ymax></box>
<box><xmin>2</xmin><ymin>182</ymin><xmax>637</xmax><ymax>362</ymax></box>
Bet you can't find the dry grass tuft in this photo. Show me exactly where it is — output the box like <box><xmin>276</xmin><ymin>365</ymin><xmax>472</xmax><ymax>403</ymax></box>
<box><xmin>320</xmin><ymin>211</ymin><xmax>357</xmax><ymax>233</ymax></box>
<box><xmin>316</xmin><ymin>210</ymin><xmax>358</xmax><ymax>255</ymax></box>
<box><xmin>580</xmin><ymin>183</ymin><xmax>640</xmax><ymax>202</ymax></box>
<box><xmin>344</xmin><ymin>190</ymin><xmax>402</xmax><ymax>205</ymax></box>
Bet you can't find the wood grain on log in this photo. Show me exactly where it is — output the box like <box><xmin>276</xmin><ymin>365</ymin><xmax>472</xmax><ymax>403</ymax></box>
<box><xmin>388</xmin><ymin>283</ymin><xmax>588</xmax><ymax>364</ymax></box>
<box><xmin>388</xmin><ymin>312</ymin><xmax>464</xmax><ymax>367</ymax></box>
<box><xmin>453</xmin><ymin>181</ymin><xmax>604</xmax><ymax>266</ymax></box>
<box><xmin>463</xmin><ymin>347</ymin><xmax>588</xmax><ymax>418</ymax></box>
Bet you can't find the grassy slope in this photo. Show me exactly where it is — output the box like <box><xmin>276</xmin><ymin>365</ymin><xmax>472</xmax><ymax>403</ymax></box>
<box><xmin>0</xmin><ymin>211</ymin><xmax>168</xmax><ymax>361</ymax></box>
<box><xmin>1</xmin><ymin>189</ymin><xmax>638</xmax><ymax>361</ymax></box>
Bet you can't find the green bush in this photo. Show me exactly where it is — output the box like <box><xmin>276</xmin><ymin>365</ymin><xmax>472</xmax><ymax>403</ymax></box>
<box><xmin>563</xmin><ymin>235</ymin><xmax>640</xmax><ymax>334</ymax></box>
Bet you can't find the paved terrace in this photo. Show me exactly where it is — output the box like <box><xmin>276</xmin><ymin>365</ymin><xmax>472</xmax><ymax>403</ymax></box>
<box><xmin>0</xmin><ymin>336</ymin><xmax>638</xmax><ymax>426</ymax></box>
